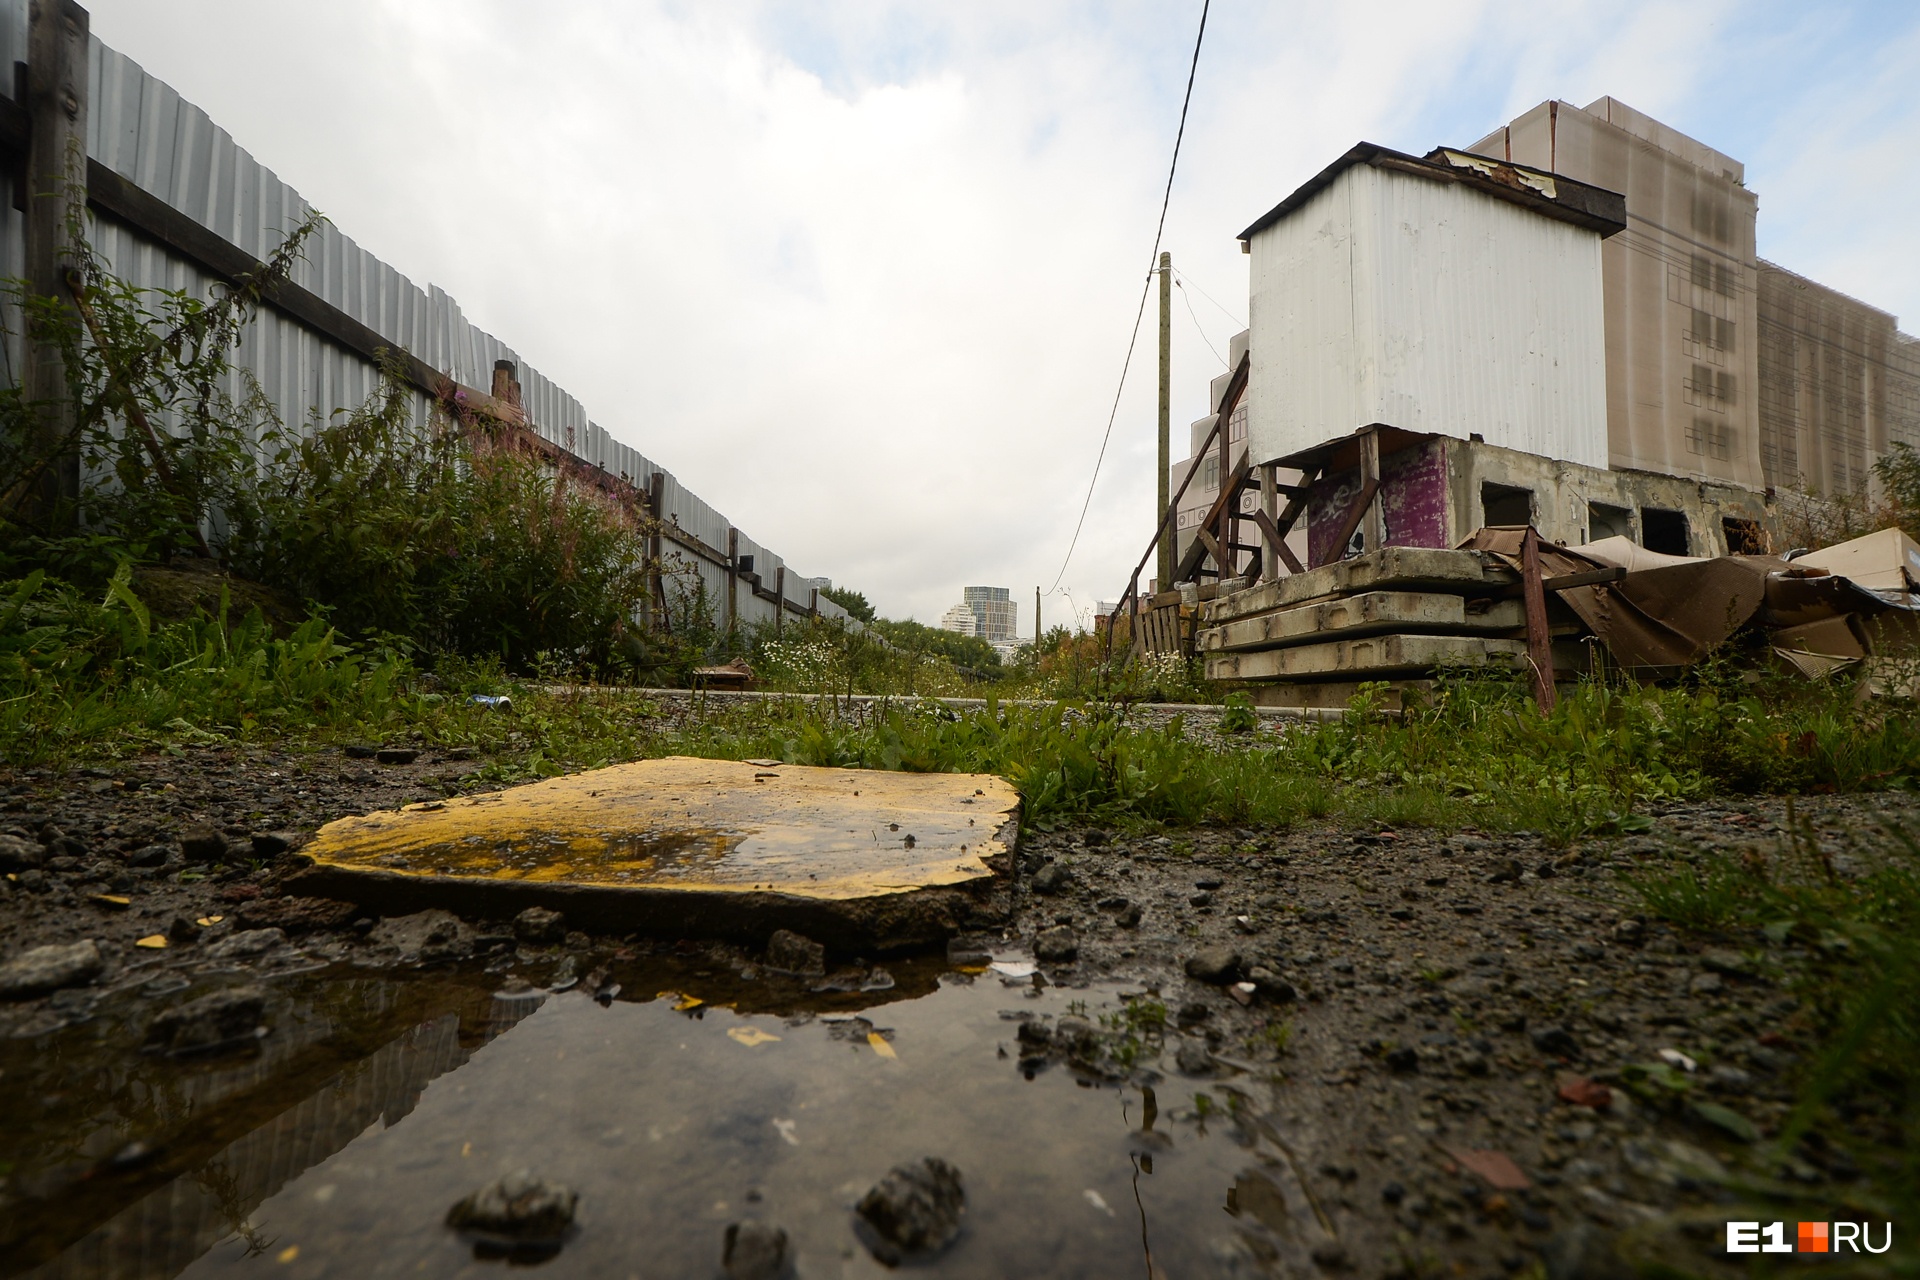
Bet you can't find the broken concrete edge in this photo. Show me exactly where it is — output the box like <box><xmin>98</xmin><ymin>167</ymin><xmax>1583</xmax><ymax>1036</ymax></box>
<box><xmin>286</xmin><ymin>850</ymin><xmax>1016</xmax><ymax>956</ymax></box>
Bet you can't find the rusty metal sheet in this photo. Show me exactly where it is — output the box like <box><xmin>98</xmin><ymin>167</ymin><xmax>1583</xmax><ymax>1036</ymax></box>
<box><xmin>295</xmin><ymin>758</ymin><xmax>1019</xmax><ymax>949</ymax></box>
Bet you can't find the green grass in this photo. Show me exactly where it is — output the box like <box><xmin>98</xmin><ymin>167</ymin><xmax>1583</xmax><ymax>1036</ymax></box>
<box><xmin>1628</xmin><ymin>827</ymin><xmax>1920</xmax><ymax>1256</ymax></box>
<box><xmin>7</xmin><ymin>573</ymin><xmax>1920</xmax><ymax>844</ymax></box>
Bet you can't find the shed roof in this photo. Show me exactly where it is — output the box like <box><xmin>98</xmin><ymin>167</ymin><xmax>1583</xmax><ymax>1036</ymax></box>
<box><xmin>1236</xmin><ymin>142</ymin><xmax>1627</xmax><ymax>244</ymax></box>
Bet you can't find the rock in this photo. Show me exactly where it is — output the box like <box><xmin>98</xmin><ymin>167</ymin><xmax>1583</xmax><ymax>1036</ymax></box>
<box><xmin>375</xmin><ymin>748</ymin><xmax>420</xmax><ymax>765</ymax></box>
<box><xmin>1530</xmin><ymin>1025</ymin><xmax>1581</xmax><ymax>1059</ymax></box>
<box><xmin>1611</xmin><ymin>918</ymin><xmax>1645</xmax><ymax>946</ymax></box>
<box><xmin>179</xmin><ymin>826</ymin><xmax>228</xmax><ymax>862</ymax></box>
<box><xmin>1174</xmin><ymin>1039</ymin><xmax>1216</xmax><ymax>1075</ymax></box>
<box><xmin>765</xmin><ymin>929</ymin><xmax>826</xmax><ymax>976</ymax></box>
<box><xmin>1035</xmin><ymin>926</ymin><xmax>1078</xmax><ymax>963</ymax></box>
<box><xmin>250</xmin><ymin>832</ymin><xmax>292</xmax><ymax>857</ymax></box>
<box><xmin>1486</xmin><ymin>859</ymin><xmax>1523</xmax><ymax>884</ymax></box>
<box><xmin>369</xmin><ymin>910</ymin><xmax>473</xmax><ymax>963</ymax></box>
<box><xmin>1189</xmin><ymin>890</ymin><xmax>1214</xmax><ymax>907</ymax></box>
<box><xmin>1030</xmin><ymin>862</ymin><xmax>1073</xmax><ymax>895</ymax></box>
<box><xmin>0</xmin><ymin>939</ymin><xmax>103</xmax><ymax>999</ymax></box>
<box><xmin>1183</xmin><ymin>946</ymin><xmax>1243</xmax><ymax>985</ymax></box>
<box><xmin>514</xmin><ymin>906</ymin><xmax>567</xmax><ymax>945</ymax></box>
<box><xmin>343</xmin><ymin>744</ymin><xmax>379</xmax><ymax>760</ymax></box>
<box><xmin>1015</xmin><ymin>1019</ymin><xmax>1052</xmax><ymax>1048</ymax></box>
<box><xmin>1541</xmin><ymin>1222</ymin><xmax>1631</xmax><ymax>1280</ymax></box>
<box><xmin>126</xmin><ymin>844</ymin><xmax>171</xmax><ymax>868</ymax></box>
<box><xmin>1699</xmin><ymin>950</ymin><xmax>1753</xmax><ymax>978</ymax></box>
<box><xmin>1116</xmin><ymin>904</ymin><xmax>1143</xmax><ymax>928</ymax></box>
<box><xmin>1557</xmin><ymin>1077</ymin><xmax>1613</xmax><ymax>1109</ymax></box>
<box><xmin>1571</xmin><ymin>941</ymin><xmax>1605</xmax><ymax>962</ymax></box>
<box><xmin>1688</xmin><ymin>971</ymin><xmax>1724</xmax><ymax>997</ymax></box>
<box><xmin>1176</xmin><ymin>1001</ymin><xmax>1210</xmax><ymax>1025</ymax></box>
<box><xmin>1310</xmin><ymin>1241</ymin><xmax>1351</xmax><ymax>1270</ymax></box>
<box><xmin>722</xmin><ymin>1221</ymin><xmax>789</xmax><ymax>1280</ymax></box>
<box><xmin>1247</xmin><ymin>966</ymin><xmax>1296</xmax><ymax>1002</ymax></box>
<box><xmin>0</xmin><ymin>832</ymin><xmax>44</xmax><ymax>871</ymax></box>
<box><xmin>147</xmin><ymin>985</ymin><xmax>267</xmax><ymax>1054</ymax></box>
<box><xmin>1384</xmin><ymin>1046</ymin><xmax>1419</xmax><ymax>1073</ymax></box>
<box><xmin>202</xmin><ymin>928</ymin><xmax>287</xmax><ymax>960</ymax></box>
<box><xmin>446</xmin><ymin>1170</ymin><xmax>578</xmax><ymax>1242</ymax></box>
<box><xmin>1053</xmin><ymin>1015</ymin><xmax>1094</xmax><ymax>1053</ymax></box>
<box><xmin>237</xmin><ymin>896</ymin><xmax>359</xmax><ymax>934</ymax></box>
<box><xmin>854</xmin><ymin>1158</ymin><xmax>965</xmax><ymax>1264</ymax></box>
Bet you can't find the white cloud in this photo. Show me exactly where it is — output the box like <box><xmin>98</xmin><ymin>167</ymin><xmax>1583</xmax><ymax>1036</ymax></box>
<box><xmin>81</xmin><ymin>0</ymin><xmax>1920</xmax><ymax>630</ymax></box>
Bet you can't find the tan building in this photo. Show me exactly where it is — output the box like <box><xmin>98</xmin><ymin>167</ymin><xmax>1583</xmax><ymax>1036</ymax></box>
<box><xmin>1470</xmin><ymin>97</ymin><xmax>1920</xmax><ymax>500</ymax></box>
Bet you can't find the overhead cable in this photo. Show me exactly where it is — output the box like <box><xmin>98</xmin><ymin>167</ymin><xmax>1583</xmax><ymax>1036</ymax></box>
<box><xmin>1047</xmin><ymin>0</ymin><xmax>1211</xmax><ymax>594</ymax></box>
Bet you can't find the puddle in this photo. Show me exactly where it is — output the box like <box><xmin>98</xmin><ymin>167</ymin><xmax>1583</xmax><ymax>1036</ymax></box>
<box><xmin>6</xmin><ymin>956</ymin><xmax>1328</xmax><ymax>1278</ymax></box>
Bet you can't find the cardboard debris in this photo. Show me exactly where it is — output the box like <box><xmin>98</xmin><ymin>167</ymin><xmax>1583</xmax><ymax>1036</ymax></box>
<box><xmin>1793</xmin><ymin>527</ymin><xmax>1920</xmax><ymax>598</ymax></box>
<box><xmin>1461</xmin><ymin>526</ymin><xmax>1919</xmax><ymax>676</ymax></box>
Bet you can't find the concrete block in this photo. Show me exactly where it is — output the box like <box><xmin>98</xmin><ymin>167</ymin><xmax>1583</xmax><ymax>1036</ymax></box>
<box><xmin>1205</xmin><ymin>634</ymin><xmax>1527</xmax><ymax>682</ymax></box>
<box><xmin>1197</xmin><ymin>591</ymin><xmax>1526</xmax><ymax>652</ymax></box>
<box><xmin>1202</xmin><ymin>547</ymin><xmax>1515</xmax><ymax>624</ymax></box>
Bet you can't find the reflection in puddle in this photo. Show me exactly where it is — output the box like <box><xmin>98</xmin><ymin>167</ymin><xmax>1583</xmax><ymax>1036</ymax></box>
<box><xmin>8</xmin><ymin>960</ymin><xmax>1330</xmax><ymax>1278</ymax></box>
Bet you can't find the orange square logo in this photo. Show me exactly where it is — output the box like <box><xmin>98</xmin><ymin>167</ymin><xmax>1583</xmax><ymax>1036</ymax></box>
<box><xmin>1798</xmin><ymin>1222</ymin><xmax>1829</xmax><ymax>1253</ymax></box>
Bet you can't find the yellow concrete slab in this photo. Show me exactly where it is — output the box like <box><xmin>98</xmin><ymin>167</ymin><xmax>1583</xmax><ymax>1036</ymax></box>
<box><xmin>294</xmin><ymin>758</ymin><xmax>1020</xmax><ymax>950</ymax></box>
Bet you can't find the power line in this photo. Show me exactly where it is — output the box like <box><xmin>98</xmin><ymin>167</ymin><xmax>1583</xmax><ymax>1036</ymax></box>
<box><xmin>1047</xmin><ymin>0</ymin><xmax>1210</xmax><ymax>594</ymax></box>
<box><xmin>1175</xmin><ymin>277</ymin><xmax>1226</xmax><ymax>367</ymax></box>
<box><xmin>1173</xmin><ymin>267</ymin><xmax>1245</xmax><ymax>329</ymax></box>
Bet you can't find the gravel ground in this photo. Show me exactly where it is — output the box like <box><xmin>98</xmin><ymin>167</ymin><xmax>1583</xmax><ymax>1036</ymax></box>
<box><xmin>2</xmin><ymin>742</ymin><xmax>1914</xmax><ymax>1276</ymax></box>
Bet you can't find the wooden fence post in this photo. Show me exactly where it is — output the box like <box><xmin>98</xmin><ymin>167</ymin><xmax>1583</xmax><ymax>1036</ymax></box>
<box><xmin>725</xmin><ymin>527</ymin><xmax>738</xmax><ymax>638</ymax></box>
<box><xmin>20</xmin><ymin>0</ymin><xmax>90</xmax><ymax>528</ymax></box>
<box><xmin>646</xmin><ymin>471</ymin><xmax>665</xmax><ymax>631</ymax></box>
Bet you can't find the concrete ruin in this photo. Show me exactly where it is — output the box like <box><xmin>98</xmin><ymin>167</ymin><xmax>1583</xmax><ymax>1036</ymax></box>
<box><xmin>1164</xmin><ymin>98</ymin><xmax>1918</xmax><ymax>585</ymax></box>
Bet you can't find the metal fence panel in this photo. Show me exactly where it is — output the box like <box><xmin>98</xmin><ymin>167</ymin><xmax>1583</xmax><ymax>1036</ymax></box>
<box><xmin>3</xmin><ymin>11</ymin><xmax>847</xmax><ymax>635</ymax></box>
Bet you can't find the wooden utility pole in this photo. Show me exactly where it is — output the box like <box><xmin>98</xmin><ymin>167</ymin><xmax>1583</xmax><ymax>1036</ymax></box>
<box><xmin>1034</xmin><ymin>587</ymin><xmax>1041</xmax><ymax>651</ymax></box>
<box><xmin>21</xmin><ymin>0</ymin><xmax>90</xmax><ymax>529</ymax></box>
<box><xmin>1156</xmin><ymin>252</ymin><xmax>1172</xmax><ymax>591</ymax></box>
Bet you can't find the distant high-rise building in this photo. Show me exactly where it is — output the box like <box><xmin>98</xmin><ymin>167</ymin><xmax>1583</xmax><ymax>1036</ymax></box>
<box><xmin>940</xmin><ymin>586</ymin><xmax>1018</xmax><ymax>642</ymax></box>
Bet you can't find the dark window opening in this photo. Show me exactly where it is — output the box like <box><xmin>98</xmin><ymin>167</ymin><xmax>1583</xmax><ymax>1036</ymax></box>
<box><xmin>1642</xmin><ymin>508</ymin><xmax>1690</xmax><ymax>556</ymax></box>
<box><xmin>1481</xmin><ymin>482</ymin><xmax>1533</xmax><ymax>528</ymax></box>
<box><xmin>1588</xmin><ymin>502</ymin><xmax>1632</xmax><ymax>543</ymax></box>
<box><xmin>1722</xmin><ymin>516</ymin><xmax>1767</xmax><ymax>555</ymax></box>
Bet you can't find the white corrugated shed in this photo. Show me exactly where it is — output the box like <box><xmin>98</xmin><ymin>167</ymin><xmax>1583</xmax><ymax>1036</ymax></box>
<box><xmin>1245</xmin><ymin>154</ymin><xmax>1611</xmax><ymax>470</ymax></box>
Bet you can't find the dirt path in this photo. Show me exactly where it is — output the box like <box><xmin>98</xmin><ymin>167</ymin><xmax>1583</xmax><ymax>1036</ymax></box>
<box><xmin>2</xmin><ymin>745</ymin><xmax>1912</xmax><ymax>1274</ymax></box>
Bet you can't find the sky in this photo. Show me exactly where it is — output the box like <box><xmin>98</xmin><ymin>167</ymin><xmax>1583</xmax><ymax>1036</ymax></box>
<box><xmin>85</xmin><ymin>0</ymin><xmax>1920</xmax><ymax>632</ymax></box>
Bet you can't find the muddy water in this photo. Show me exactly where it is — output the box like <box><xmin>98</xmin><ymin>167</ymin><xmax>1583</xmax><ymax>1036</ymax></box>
<box><xmin>8</xmin><ymin>958</ymin><xmax>1326</xmax><ymax>1279</ymax></box>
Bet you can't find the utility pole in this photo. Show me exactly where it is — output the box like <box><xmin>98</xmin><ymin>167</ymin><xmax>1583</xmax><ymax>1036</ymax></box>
<box><xmin>1034</xmin><ymin>587</ymin><xmax>1042</xmax><ymax>651</ymax></box>
<box><xmin>1156</xmin><ymin>251</ymin><xmax>1173</xmax><ymax>591</ymax></box>
<box><xmin>21</xmin><ymin>0</ymin><xmax>90</xmax><ymax>530</ymax></box>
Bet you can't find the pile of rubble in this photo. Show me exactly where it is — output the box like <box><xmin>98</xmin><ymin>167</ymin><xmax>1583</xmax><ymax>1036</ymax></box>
<box><xmin>1199</xmin><ymin>526</ymin><xmax>1920</xmax><ymax>711</ymax></box>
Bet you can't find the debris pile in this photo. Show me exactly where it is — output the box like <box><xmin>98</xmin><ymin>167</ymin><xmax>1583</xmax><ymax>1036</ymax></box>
<box><xmin>1198</xmin><ymin>527</ymin><xmax>1920</xmax><ymax>709</ymax></box>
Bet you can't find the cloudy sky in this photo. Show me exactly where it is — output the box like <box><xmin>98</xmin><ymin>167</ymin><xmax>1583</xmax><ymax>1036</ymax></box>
<box><xmin>88</xmin><ymin>0</ymin><xmax>1920</xmax><ymax>631</ymax></box>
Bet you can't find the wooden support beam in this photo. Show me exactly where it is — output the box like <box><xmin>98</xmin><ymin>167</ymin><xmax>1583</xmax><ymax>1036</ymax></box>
<box><xmin>1313</xmin><ymin>460</ymin><xmax>1374</xmax><ymax>564</ymax></box>
<box><xmin>1360</xmin><ymin>427</ymin><xmax>1384</xmax><ymax>554</ymax></box>
<box><xmin>1521</xmin><ymin>526</ymin><xmax>1556</xmax><ymax>714</ymax></box>
<box><xmin>1173</xmin><ymin>447</ymin><xmax>1254</xmax><ymax>582</ymax></box>
<box><xmin>1490</xmin><ymin>565</ymin><xmax>1626</xmax><ymax>599</ymax></box>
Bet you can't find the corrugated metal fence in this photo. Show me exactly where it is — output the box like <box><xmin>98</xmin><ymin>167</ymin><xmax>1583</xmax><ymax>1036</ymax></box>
<box><xmin>0</xmin><ymin>0</ymin><xmax>846</xmax><ymax>633</ymax></box>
